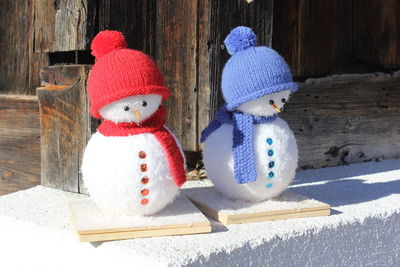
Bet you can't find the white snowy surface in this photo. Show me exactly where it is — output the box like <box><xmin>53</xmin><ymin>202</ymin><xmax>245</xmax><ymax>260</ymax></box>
<box><xmin>70</xmin><ymin>194</ymin><xmax>209</xmax><ymax>232</ymax></box>
<box><xmin>1</xmin><ymin>159</ymin><xmax>400</xmax><ymax>266</ymax></box>
<box><xmin>185</xmin><ymin>187</ymin><xmax>327</xmax><ymax>215</ymax></box>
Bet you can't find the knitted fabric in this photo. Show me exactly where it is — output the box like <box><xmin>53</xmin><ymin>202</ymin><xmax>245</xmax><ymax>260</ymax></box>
<box><xmin>222</xmin><ymin>26</ymin><xmax>298</xmax><ymax>110</ymax></box>
<box><xmin>88</xmin><ymin>30</ymin><xmax>170</xmax><ymax>118</ymax></box>
<box><xmin>98</xmin><ymin>106</ymin><xmax>186</xmax><ymax>187</ymax></box>
<box><xmin>200</xmin><ymin>106</ymin><xmax>277</xmax><ymax>184</ymax></box>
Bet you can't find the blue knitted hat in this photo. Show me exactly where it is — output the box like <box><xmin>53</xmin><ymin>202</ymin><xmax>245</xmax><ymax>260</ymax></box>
<box><xmin>222</xmin><ymin>26</ymin><xmax>298</xmax><ymax>110</ymax></box>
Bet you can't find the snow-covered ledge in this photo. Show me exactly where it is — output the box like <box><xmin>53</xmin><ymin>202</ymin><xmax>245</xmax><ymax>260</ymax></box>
<box><xmin>1</xmin><ymin>159</ymin><xmax>399</xmax><ymax>266</ymax></box>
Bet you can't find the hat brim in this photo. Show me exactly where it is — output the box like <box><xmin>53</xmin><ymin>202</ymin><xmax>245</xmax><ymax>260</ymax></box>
<box><xmin>225</xmin><ymin>82</ymin><xmax>298</xmax><ymax>111</ymax></box>
<box><xmin>90</xmin><ymin>85</ymin><xmax>170</xmax><ymax>118</ymax></box>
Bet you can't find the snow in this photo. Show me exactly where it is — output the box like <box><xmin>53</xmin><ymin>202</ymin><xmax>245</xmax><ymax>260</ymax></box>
<box><xmin>1</xmin><ymin>159</ymin><xmax>399</xmax><ymax>266</ymax></box>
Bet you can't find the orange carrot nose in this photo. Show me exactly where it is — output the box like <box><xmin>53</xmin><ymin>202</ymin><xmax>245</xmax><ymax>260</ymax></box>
<box><xmin>271</xmin><ymin>104</ymin><xmax>281</xmax><ymax>113</ymax></box>
<box><xmin>135</xmin><ymin>110</ymin><xmax>141</xmax><ymax>120</ymax></box>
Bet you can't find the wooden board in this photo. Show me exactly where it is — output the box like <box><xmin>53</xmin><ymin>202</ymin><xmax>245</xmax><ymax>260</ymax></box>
<box><xmin>33</xmin><ymin>0</ymin><xmax>95</xmax><ymax>52</ymax></box>
<box><xmin>37</xmin><ymin>65</ymin><xmax>94</xmax><ymax>194</ymax></box>
<box><xmin>155</xmin><ymin>0</ymin><xmax>199</xmax><ymax>151</ymax></box>
<box><xmin>97</xmin><ymin>0</ymin><xmax>157</xmax><ymax>57</ymax></box>
<box><xmin>281</xmin><ymin>72</ymin><xmax>400</xmax><ymax>169</ymax></box>
<box><xmin>353</xmin><ymin>0</ymin><xmax>400</xmax><ymax>70</ymax></box>
<box><xmin>185</xmin><ymin>187</ymin><xmax>330</xmax><ymax>225</ymax></box>
<box><xmin>69</xmin><ymin>195</ymin><xmax>211</xmax><ymax>242</ymax></box>
<box><xmin>0</xmin><ymin>0</ymin><xmax>48</xmax><ymax>95</ymax></box>
<box><xmin>0</xmin><ymin>95</ymin><xmax>41</xmax><ymax>195</ymax></box>
<box><xmin>273</xmin><ymin>0</ymin><xmax>400</xmax><ymax>77</ymax></box>
<box><xmin>272</xmin><ymin>0</ymin><xmax>352</xmax><ymax>77</ymax></box>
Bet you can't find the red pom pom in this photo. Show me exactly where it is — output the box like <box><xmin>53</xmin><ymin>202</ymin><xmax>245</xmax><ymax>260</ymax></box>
<box><xmin>91</xmin><ymin>30</ymin><xmax>128</xmax><ymax>59</ymax></box>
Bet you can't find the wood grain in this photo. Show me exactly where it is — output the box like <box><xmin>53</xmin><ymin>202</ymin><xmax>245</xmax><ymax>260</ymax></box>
<box><xmin>273</xmin><ymin>0</ymin><xmax>352</xmax><ymax>77</ymax></box>
<box><xmin>69</xmin><ymin>195</ymin><xmax>211</xmax><ymax>242</ymax></box>
<box><xmin>97</xmin><ymin>0</ymin><xmax>157</xmax><ymax>57</ymax></box>
<box><xmin>37</xmin><ymin>65</ymin><xmax>93</xmax><ymax>193</ymax></box>
<box><xmin>78</xmin><ymin>224</ymin><xmax>212</xmax><ymax>243</ymax></box>
<box><xmin>186</xmin><ymin>188</ymin><xmax>330</xmax><ymax>225</ymax></box>
<box><xmin>155</xmin><ymin>0</ymin><xmax>199</xmax><ymax>151</ymax></box>
<box><xmin>0</xmin><ymin>95</ymin><xmax>40</xmax><ymax>195</ymax></box>
<box><xmin>34</xmin><ymin>0</ymin><xmax>95</xmax><ymax>52</ymax></box>
<box><xmin>353</xmin><ymin>0</ymin><xmax>400</xmax><ymax>70</ymax></box>
<box><xmin>0</xmin><ymin>0</ymin><xmax>48</xmax><ymax>95</ymax></box>
<box><xmin>281</xmin><ymin>72</ymin><xmax>400</xmax><ymax>169</ymax></box>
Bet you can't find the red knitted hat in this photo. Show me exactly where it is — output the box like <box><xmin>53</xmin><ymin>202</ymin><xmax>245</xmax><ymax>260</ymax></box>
<box><xmin>88</xmin><ymin>30</ymin><xmax>170</xmax><ymax>118</ymax></box>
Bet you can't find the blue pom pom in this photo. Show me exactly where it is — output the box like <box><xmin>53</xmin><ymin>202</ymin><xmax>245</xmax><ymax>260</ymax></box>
<box><xmin>224</xmin><ymin>26</ymin><xmax>257</xmax><ymax>55</ymax></box>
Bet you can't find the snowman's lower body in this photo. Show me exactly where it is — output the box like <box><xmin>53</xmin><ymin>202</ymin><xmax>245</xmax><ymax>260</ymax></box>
<box><xmin>203</xmin><ymin>122</ymin><xmax>298</xmax><ymax>202</ymax></box>
<box><xmin>82</xmin><ymin>132</ymin><xmax>179</xmax><ymax>216</ymax></box>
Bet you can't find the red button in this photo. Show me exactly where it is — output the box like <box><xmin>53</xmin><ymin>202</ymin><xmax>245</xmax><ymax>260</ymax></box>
<box><xmin>141</xmin><ymin>198</ymin><xmax>149</xmax><ymax>205</ymax></box>
<box><xmin>140</xmin><ymin>164</ymin><xmax>148</xmax><ymax>172</ymax></box>
<box><xmin>141</xmin><ymin>189</ymin><xmax>149</xmax><ymax>196</ymax></box>
<box><xmin>141</xmin><ymin>177</ymin><xmax>150</xmax><ymax>184</ymax></box>
<box><xmin>138</xmin><ymin>151</ymin><xmax>147</xmax><ymax>159</ymax></box>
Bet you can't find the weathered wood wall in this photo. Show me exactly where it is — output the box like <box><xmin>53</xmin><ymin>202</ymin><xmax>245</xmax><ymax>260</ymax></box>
<box><xmin>0</xmin><ymin>95</ymin><xmax>40</xmax><ymax>195</ymax></box>
<box><xmin>273</xmin><ymin>0</ymin><xmax>400</xmax><ymax>77</ymax></box>
<box><xmin>37</xmin><ymin>65</ymin><xmax>93</xmax><ymax>194</ymax></box>
<box><xmin>0</xmin><ymin>0</ymin><xmax>48</xmax><ymax>95</ymax></box>
<box><xmin>1</xmin><ymin>0</ymin><xmax>400</xmax><ymax>193</ymax></box>
<box><xmin>34</xmin><ymin>0</ymin><xmax>96</xmax><ymax>52</ymax></box>
<box><xmin>281</xmin><ymin>72</ymin><xmax>400</xmax><ymax>168</ymax></box>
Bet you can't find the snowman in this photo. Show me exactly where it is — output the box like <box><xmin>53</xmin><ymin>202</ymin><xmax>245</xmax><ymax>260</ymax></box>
<box><xmin>82</xmin><ymin>30</ymin><xmax>186</xmax><ymax>216</ymax></box>
<box><xmin>201</xmin><ymin>26</ymin><xmax>298</xmax><ymax>202</ymax></box>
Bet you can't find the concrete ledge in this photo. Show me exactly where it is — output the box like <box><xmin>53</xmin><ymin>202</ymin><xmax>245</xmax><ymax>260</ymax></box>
<box><xmin>1</xmin><ymin>159</ymin><xmax>399</xmax><ymax>266</ymax></box>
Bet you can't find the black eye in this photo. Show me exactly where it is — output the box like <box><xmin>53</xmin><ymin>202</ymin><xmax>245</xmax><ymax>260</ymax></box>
<box><xmin>269</xmin><ymin>100</ymin><xmax>274</xmax><ymax>105</ymax></box>
<box><xmin>124</xmin><ymin>106</ymin><xmax>130</xmax><ymax>111</ymax></box>
<box><xmin>281</xmin><ymin>98</ymin><xmax>286</xmax><ymax>103</ymax></box>
<box><xmin>142</xmin><ymin>101</ymin><xmax>147</xmax><ymax>107</ymax></box>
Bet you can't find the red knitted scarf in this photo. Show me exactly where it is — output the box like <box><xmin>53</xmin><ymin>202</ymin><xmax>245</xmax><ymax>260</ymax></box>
<box><xmin>97</xmin><ymin>106</ymin><xmax>186</xmax><ymax>187</ymax></box>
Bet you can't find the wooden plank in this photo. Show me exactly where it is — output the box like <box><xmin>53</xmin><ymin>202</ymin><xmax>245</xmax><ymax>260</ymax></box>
<box><xmin>185</xmin><ymin>187</ymin><xmax>330</xmax><ymax>225</ymax></box>
<box><xmin>197</xmin><ymin>0</ymin><xmax>211</xmax><ymax>150</ymax></box>
<box><xmin>69</xmin><ymin>194</ymin><xmax>211</xmax><ymax>242</ymax></box>
<box><xmin>272</xmin><ymin>0</ymin><xmax>352</xmax><ymax>77</ymax></box>
<box><xmin>0</xmin><ymin>95</ymin><xmax>40</xmax><ymax>195</ymax></box>
<box><xmin>353</xmin><ymin>0</ymin><xmax>400</xmax><ymax>70</ymax></box>
<box><xmin>37</xmin><ymin>65</ymin><xmax>93</xmax><ymax>193</ymax></box>
<box><xmin>78</xmin><ymin>225</ymin><xmax>211</xmax><ymax>243</ymax></box>
<box><xmin>34</xmin><ymin>0</ymin><xmax>95</xmax><ymax>52</ymax></box>
<box><xmin>205</xmin><ymin>0</ymin><xmax>275</xmax><ymax>129</ymax></box>
<box><xmin>97</xmin><ymin>0</ymin><xmax>157</xmax><ymax>57</ymax></box>
<box><xmin>155</xmin><ymin>0</ymin><xmax>199</xmax><ymax>151</ymax></box>
<box><xmin>280</xmin><ymin>72</ymin><xmax>400</xmax><ymax>169</ymax></box>
<box><xmin>0</xmin><ymin>0</ymin><xmax>48</xmax><ymax>95</ymax></box>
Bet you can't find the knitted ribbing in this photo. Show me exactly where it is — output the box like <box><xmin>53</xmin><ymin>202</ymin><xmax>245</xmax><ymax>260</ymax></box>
<box><xmin>221</xmin><ymin>27</ymin><xmax>298</xmax><ymax>110</ymax></box>
<box><xmin>88</xmin><ymin>31</ymin><xmax>170</xmax><ymax>118</ymax></box>
<box><xmin>200</xmin><ymin>106</ymin><xmax>277</xmax><ymax>184</ymax></box>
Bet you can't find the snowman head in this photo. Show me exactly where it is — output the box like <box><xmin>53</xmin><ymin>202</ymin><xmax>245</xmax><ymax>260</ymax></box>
<box><xmin>236</xmin><ymin>89</ymin><xmax>291</xmax><ymax>117</ymax></box>
<box><xmin>221</xmin><ymin>26</ymin><xmax>298</xmax><ymax>112</ymax></box>
<box><xmin>87</xmin><ymin>30</ymin><xmax>170</xmax><ymax>119</ymax></box>
<box><xmin>99</xmin><ymin>94</ymin><xmax>162</xmax><ymax>123</ymax></box>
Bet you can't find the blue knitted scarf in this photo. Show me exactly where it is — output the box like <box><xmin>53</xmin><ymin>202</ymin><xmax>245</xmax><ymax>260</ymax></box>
<box><xmin>200</xmin><ymin>105</ymin><xmax>277</xmax><ymax>184</ymax></box>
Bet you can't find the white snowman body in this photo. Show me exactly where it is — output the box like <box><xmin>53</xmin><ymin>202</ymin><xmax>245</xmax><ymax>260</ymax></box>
<box><xmin>82</xmin><ymin>94</ymin><xmax>182</xmax><ymax>215</ymax></box>
<box><xmin>203</xmin><ymin>90</ymin><xmax>298</xmax><ymax>202</ymax></box>
<box><xmin>82</xmin><ymin>131</ymin><xmax>179</xmax><ymax>215</ymax></box>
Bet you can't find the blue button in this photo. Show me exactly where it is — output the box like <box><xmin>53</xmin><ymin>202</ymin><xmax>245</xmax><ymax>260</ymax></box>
<box><xmin>266</xmin><ymin>138</ymin><xmax>273</xmax><ymax>145</ymax></box>
<box><xmin>268</xmin><ymin>171</ymin><xmax>275</xmax><ymax>178</ymax></box>
<box><xmin>266</xmin><ymin>183</ymin><xmax>273</xmax><ymax>188</ymax></box>
<box><xmin>268</xmin><ymin>161</ymin><xmax>275</xmax><ymax>168</ymax></box>
<box><xmin>268</xmin><ymin>149</ymin><xmax>274</xmax><ymax>156</ymax></box>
